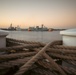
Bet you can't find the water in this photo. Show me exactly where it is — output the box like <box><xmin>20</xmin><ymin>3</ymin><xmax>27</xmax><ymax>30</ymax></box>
<box><xmin>7</xmin><ymin>31</ymin><xmax>62</xmax><ymax>43</ymax></box>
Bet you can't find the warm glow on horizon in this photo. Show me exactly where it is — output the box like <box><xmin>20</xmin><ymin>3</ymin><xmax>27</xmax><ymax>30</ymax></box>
<box><xmin>0</xmin><ymin>0</ymin><xmax>76</xmax><ymax>29</ymax></box>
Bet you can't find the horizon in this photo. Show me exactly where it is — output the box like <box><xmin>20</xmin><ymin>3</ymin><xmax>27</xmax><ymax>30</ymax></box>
<box><xmin>0</xmin><ymin>24</ymin><xmax>68</xmax><ymax>29</ymax></box>
<box><xmin>0</xmin><ymin>0</ymin><xmax>76</xmax><ymax>29</ymax></box>
<box><xmin>0</xmin><ymin>23</ymin><xmax>75</xmax><ymax>29</ymax></box>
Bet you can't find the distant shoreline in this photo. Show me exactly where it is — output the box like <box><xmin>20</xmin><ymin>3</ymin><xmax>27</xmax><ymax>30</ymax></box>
<box><xmin>0</xmin><ymin>28</ymin><xmax>66</xmax><ymax>31</ymax></box>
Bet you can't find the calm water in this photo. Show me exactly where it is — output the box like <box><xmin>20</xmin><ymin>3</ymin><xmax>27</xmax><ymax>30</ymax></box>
<box><xmin>7</xmin><ymin>31</ymin><xmax>62</xmax><ymax>43</ymax></box>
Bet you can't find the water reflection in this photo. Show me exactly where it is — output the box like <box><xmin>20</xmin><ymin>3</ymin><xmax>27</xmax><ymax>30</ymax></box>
<box><xmin>7</xmin><ymin>31</ymin><xmax>62</xmax><ymax>43</ymax></box>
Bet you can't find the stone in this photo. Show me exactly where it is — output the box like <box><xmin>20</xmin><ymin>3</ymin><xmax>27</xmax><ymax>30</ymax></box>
<box><xmin>60</xmin><ymin>28</ymin><xmax>76</xmax><ymax>46</ymax></box>
<box><xmin>0</xmin><ymin>30</ymin><xmax>9</xmax><ymax>48</ymax></box>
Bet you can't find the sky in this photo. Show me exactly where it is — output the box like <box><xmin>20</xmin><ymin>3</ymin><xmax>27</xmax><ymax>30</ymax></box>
<box><xmin>0</xmin><ymin>0</ymin><xmax>76</xmax><ymax>29</ymax></box>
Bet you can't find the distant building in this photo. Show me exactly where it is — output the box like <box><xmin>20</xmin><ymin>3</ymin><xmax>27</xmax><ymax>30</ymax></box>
<box><xmin>28</xmin><ymin>25</ymin><xmax>48</xmax><ymax>31</ymax></box>
<box><xmin>15</xmin><ymin>25</ymin><xmax>21</xmax><ymax>31</ymax></box>
<box><xmin>36</xmin><ymin>26</ymin><xmax>39</xmax><ymax>31</ymax></box>
<box><xmin>48</xmin><ymin>28</ymin><xmax>53</xmax><ymax>31</ymax></box>
<box><xmin>28</xmin><ymin>27</ymin><xmax>35</xmax><ymax>31</ymax></box>
<box><xmin>40</xmin><ymin>24</ymin><xmax>48</xmax><ymax>31</ymax></box>
<box><xmin>41</xmin><ymin>24</ymin><xmax>44</xmax><ymax>29</ymax></box>
<box><xmin>8</xmin><ymin>23</ymin><xmax>15</xmax><ymax>30</ymax></box>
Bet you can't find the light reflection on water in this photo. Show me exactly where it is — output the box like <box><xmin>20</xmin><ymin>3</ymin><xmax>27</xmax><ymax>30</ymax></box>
<box><xmin>7</xmin><ymin>31</ymin><xmax>62</xmax><ymax>43</ymax></box>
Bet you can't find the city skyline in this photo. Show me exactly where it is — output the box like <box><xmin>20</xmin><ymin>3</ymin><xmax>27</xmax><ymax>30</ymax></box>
<box><xmin>0</xmin><ymin>0</ymin><xmax>76</xmax><ymax>29</ymax></box>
